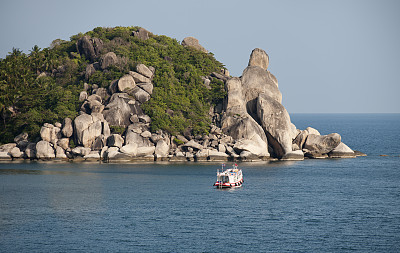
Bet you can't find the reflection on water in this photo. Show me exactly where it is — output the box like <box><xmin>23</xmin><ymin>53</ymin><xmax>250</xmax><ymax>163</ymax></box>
<box><xmin>0</xmin><ymin>168</ymin><xmax>42</xmax><ymax>175</ymax></box>
<box><xmin>214</xmin><ymin>186</ymin><xmax>244</xmax><ymax>192</ymax></box>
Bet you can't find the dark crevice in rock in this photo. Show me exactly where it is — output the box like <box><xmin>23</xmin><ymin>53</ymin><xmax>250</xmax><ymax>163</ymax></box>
<box><xmin>246</xmin><ymin>99</ymin><xmax>261</xmax><ymax>125</ymax></box>
<box><xmin>265</xmin><ymin>131</ymin><xmax>284</xmax><ymax>159</ymax></box>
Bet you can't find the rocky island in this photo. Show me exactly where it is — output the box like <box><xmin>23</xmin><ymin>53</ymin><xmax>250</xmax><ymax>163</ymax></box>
<box><xmin>0</xmin><ymin>27</ymin><xmax>364</xmax><ymax>162</ymax></box>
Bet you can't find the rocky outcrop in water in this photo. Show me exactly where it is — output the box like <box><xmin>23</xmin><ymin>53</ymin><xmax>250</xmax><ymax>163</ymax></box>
<box><xmin>218</xmin><ymin>48</ymin><xmax>356</xmax><ymax>160</ymax></box>
<box><xmin>1</xmin><ymin>46</ymin><xmax>363</xmax><ymax>162</ymax></box>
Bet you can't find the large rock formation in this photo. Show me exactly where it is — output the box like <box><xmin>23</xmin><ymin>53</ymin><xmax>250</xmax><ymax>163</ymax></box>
<box><xmin>76</xmin><ymin>36</ymin><xmax>103</xmax><ymax>62</ymax></box>
<box><xmin>304</xmin><ymin>133</ymin><xmax>341</xmax><ymax>154</ymax></box>
<box><xmin>221</xmin><ymin>49</ymin><xmax>289</xmax><ymax>158</ymax></box>
<box><xmin>74</xmin><ymin>113</ymin><xmax>110</xmax><ymax>148</ymax></box>
<box><xmin>132</xmin><ymin>28</ymin><xmax>150</xmax><ymax>40</ymax></box>
<box><xmin>40</xmin><ymin>123</ymin><xmax>61</xmax><ymax>145</ymax></box>
<box><xmin>61</xmin><ymin>118</ymin><xmax>73</xmax><ymax>138</ymax></box>
<box><xmin>100</xmin><ymin>52</ymin><xmax>118</xmax><ymax>70</ymax></box>
<box><xmin>328</xmin><ymin>142</ymin><xmax>356</xmax><ymax>158</ymax></box>
<box><xmin>155</xmin><ymin>140</ymin><xmax>169</xmax><ymax>159</ymax></box>
<box><xmin>220</xmin><ymin>48</ymin><xmax>347</xmax><ymax>160</ymax></box>
<box><xmin>256</xmin><ymin>94</ymin><xmax>293</xmax><ymax>158</ymax></box>
<box><xmin>221</xmin><ymin>77</ymin><xmax>270</xmax><ymax>158</ymax></box>
<box><xmin>125</xmin><ymin>123</ymin><xmax>153</xmax><ymax>148</ymax></box>
<box><xmin>36</xmin><ymin>141</ymin><xmax>55</xmax><ymax>159</ymax></box>
<box><xmin>14</xmin><ymin>132</ymin><xmax>29</xmax><ymax>150</ymax></box>
<box><xmin>136</xmin><ymin>64</ymin><xmax>153</xmax><ymax>79</ymax></box>
<box><xmin>181</xmin><ymin>37</ymin><xmax>208</xmax><ymax>53</ymax></box>
<box><xmin>129</xmin><ymin>71</ymin><xmax>151</xmax><ymax>84</ymax></box>
<box><xmin>117</xmin><ymin>74</ymin><xmax>136</xmax><ymax>92</ymax></box>
<box><xmin>103</xmin><ymin>93</ymin><xmax>142</xmax><ymax>127</ymax></box>
<box><xmin>248</xmin><ymin>48</ymin><xmax>269</xmax><ymax>70</ymax></box>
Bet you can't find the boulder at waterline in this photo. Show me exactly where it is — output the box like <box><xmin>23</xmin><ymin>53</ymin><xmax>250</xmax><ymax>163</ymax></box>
<box><xmin>233</xmin><ymin>136</ymin><xmax>269</xmax><ymax>158</ymax></box>
<box><xmin>107</xmin><ymin>134</ymin><xmax>124</xmax><ymax>148</ymax></box>
<box><xmin>304</xmin><ymin>133</ymin><xmax>341</xmax><ymax>154</ymax></box>
<box><xmin>293</xmin><ymin>129</ymin><xmax>309</xmax><ymax>150</ymax></box>
<box><xmin>136</xmin><ymin>146</ymin><xmax>155</xmax><ymax>157</ymax></box>
<box><xmin>24</xmin><ymin>143</ymin><xmax>36</xmax><ymax>159</ymax></box>
<box><xmin>36</xmin><ymin>141</ymin><xmax>55</xmax><ymax>159</ymax></box>
<box><xmin>55</xmin><ymin>146</ymin><xmax>67</xmax><ymax>159</ymax></box>
<box><xmin>354</xmin><ymin>150</ymin><xmax>367</xmax><ymax>157</ymax></box>
<box><xmin>84</xmin><ymin>151</ymin><xmax>101</xmax><ymax>161</ymax></box>
<box><xmin>207</xmin><ymin>149</ymin><xmax>229</xmax><ymax>161</ymax></box>
<box><xmin>194</xmin><ymin>149</ymin><xmax>209</xmax><ymax>161</ymax></box>
<box><xmin>0</xmin><ymin>152</ymin><xmax>11</xmax><ymax>160</ymax></box>
<box><xmin>74</xmin><ymin>114</ymin><xmax>103</xmax><ymax>148</ymax></box>
<box><xmin>256</xmin><ymin>93</ymin><xmax>293</xmax><ymax>158</ymax></box>
<box><xmin>104</xmin><ymin>147</ymin><xmax>120</xmax><ymax>159</ymax></box>
<box><xmin>0</xmin><ymin>143</ymin><xmax>17</xmax><ymax>153</ymax></box>
<box><xmin>221</xmin><ymin>115</ymin><xmax>268</xmax><ymax>149</ymax></box>
<box><xmin>304</xmin><ymin>151</ymin><xmax>328</xmax><ymax>159</ymax></box>
<box><xmin>92</xmin><ymin>135</ymin><xmax>107</xmax><ymax>151</ymax></box>
<box><xmin>155</xmin><ymin>140</ymin><xmax>169</xmax><ymax>159</ymax></box>
<box><xmin>328</xmin><ymin>142</ymin><xmax>356</xmax><ymax>158</ymax></box>
<box><xmin>9</xmin><ymin>147</ymin><xmax>24</xmax><ymax>158</ymax></box>
<box><xmin>120</xmin><ymin>143</ymin><xmax>138</xmax><ymax>156</ymax></box>
<box><xmin>71</xmin><ymin>146</ymin><xmax>91</xmax><ymax>157</ymax></box>
<box><xmin>281</xmin><ymin>150</ymin><xmax>304</xmax><ymax>161</ymax></box>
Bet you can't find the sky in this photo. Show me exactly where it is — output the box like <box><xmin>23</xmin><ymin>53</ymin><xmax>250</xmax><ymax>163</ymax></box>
<box><xmin>1</xmin><ymin>0</ymin><xmax>399</xmax><ymax>113</ymax></box>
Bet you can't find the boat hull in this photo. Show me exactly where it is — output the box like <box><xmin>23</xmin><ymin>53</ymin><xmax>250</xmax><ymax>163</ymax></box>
<box><xmin>214</xmin><ymin>179</ymin><xmax>244</xmax><ymax>188</ymax></box>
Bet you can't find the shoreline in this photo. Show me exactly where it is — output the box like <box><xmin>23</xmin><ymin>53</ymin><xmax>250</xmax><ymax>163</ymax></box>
<box><xmin>0</xmin><ymin>151</ymin><xmax>367</xmax><ymax>164</ymax></box>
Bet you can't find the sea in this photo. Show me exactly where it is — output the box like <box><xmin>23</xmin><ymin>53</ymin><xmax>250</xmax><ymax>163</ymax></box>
<box><xmin>0</xmin><ymin>113</ymin><xmax>399</xmax><ymax>252</ymax></box>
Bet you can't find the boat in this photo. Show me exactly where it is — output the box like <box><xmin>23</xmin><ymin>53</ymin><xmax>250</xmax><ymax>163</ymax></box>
<box><xmin>213</xmin><ymin>164</ymin><xmax>243</xmax><ymax>188</ymax></box>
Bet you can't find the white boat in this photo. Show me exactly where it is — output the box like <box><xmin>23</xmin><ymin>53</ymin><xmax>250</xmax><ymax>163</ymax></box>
<box><xmin>213</xmin><ymin>164</ymin><xmax>243</xmax><ymax>188</ymax></box>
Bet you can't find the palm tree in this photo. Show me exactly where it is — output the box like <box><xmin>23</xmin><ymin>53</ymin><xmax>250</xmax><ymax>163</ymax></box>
<box><xmin>29</xmin><ymin>45</ymin><xmax>41</xmax><ymax>56</ymax></box>
<box><xmin>8</xmin><ymin>48</ymin><xmax>23</xmax><ymax>58</ymax></box>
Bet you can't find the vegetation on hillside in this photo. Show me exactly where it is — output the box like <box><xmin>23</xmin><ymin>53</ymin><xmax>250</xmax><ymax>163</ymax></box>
<box><xmin>0</xmin><ymin>26</ymin><xmax>226</xmax><ymax>144</ymax></box>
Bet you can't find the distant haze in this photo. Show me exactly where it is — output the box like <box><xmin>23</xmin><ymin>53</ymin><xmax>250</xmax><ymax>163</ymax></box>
<box><xmin>1</xmin><ymin>0</ymin><xmax>399</xmax><ymax>113</ymax></box>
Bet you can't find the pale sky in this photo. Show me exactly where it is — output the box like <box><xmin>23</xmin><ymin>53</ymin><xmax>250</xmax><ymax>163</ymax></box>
<box><xmin>1</xmin><ymin>0</ymin><xmax>399</xmax><ymax>113</ymax></box>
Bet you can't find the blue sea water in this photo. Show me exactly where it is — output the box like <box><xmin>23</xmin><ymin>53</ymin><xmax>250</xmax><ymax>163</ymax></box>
<box><xmin>0</xmin><ymin>114</ymin><xmax>399</xmax><ymax>252</ymax></box>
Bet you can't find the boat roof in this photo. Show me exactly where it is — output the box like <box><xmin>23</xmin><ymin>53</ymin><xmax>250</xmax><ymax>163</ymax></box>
<box><xmin>217</xmin><ymin>168</ymin><xmax>241</xmax><ymax>175</ymax></box>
